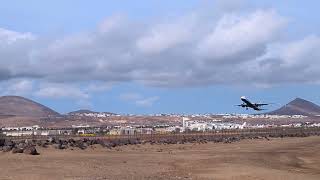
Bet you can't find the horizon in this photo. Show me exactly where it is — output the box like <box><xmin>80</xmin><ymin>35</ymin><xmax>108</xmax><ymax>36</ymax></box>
<box><xmin>1</xmin><ymin>1</ymin><xmax>320</xmax><ymax>114</ymax></box>
<box><xmin>0</xmin><ymin>94</ymin><xmax>318</xmax><ymax>115</ymax></box>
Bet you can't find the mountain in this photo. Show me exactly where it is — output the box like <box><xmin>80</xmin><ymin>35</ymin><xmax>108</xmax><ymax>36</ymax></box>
<box><xmin>68</xmin><ymin>109</ymin><xmax>118</xmax><ymax>116</ymax></box>
<box><xmin>68</xmin><ymin>109</ymin><xmax>97</xmax><ymax>114</ymax></box>
<box><xmin>267</xmin><ymin>98</ymin><xmax>320</xmax><ymax>116</ymax></box>
<box><xmin>0</xmin><ymin>96</ymin><xmax>60</xmax><ymax>117</ymax></box>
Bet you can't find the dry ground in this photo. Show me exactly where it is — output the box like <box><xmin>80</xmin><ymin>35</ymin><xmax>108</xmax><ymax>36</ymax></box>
<box><xmin>0</xmin><ymin>136</ymin><xmax>319</xmax><ymax>180</ymax></box>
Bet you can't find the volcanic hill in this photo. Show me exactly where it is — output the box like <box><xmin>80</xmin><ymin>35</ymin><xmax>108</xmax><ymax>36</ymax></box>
<box><xmin>267</xmin><ymin>98</ymin><xmax>320</xmax><ymax>116</ymax></box>
<box><xmin>0</xmin><ymin>96</ymin><xmax>60</xmax><ymax>117</ymax></box>
<box><xmin>68</xmin><ymin>109</ymin><xmax>96</xmax><ymax>114</ymax></box>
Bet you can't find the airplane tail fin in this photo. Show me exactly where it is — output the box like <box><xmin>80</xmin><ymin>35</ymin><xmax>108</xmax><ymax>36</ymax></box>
<box><xmin>242</xmin><ymin>122</ymin><xmax>247</xmax><ymax>128</ymax></box>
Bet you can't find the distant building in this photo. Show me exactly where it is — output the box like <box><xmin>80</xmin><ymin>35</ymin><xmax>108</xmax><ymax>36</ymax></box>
<box><xmin>136</xmin><ymin>128</ymin><xmax>153</xmax><ymax>134</ymax></box>
<box><xmin>120</xmin><ymin>127</ymin><xmax>136</xmax><ymax>135</ymax></box>
<box><xmin>109</xmin><ymin>129</ymin><xmax>121</xmax><ymax>135</ymax></box>
<box><xmin>2</xmin><ymin>125</ymin><xmax>40</xmax><ymax>131</ymax></box>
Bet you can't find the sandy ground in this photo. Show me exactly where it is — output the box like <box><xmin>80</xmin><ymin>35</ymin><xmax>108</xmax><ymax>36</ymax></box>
<box><xmin>0</xmin><ymin>136</ymin><xmax>320</xmax><ymax>180</ymax></box>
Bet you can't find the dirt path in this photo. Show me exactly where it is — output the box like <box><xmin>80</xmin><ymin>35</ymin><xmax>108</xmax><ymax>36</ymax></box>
<box><xmin>0</xmin><ymin>136</ymin><xmax>319</xmax><ymax>180</ymax></box>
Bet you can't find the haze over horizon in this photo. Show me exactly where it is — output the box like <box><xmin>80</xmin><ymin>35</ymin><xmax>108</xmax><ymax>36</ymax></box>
<box><xmin>1</xmin><ymin>0</ymin><xmax>320</xmax><ymax>114</ymax></box>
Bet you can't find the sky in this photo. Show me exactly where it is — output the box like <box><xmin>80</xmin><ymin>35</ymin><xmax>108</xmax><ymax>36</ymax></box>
<box><xmin>0</xmin><ymin>0</ymin><xmax>320</xmax><ymax>114</ymax></box>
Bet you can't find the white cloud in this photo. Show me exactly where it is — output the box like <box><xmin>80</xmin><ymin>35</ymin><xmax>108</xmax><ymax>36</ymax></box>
<box><xmin>196</xmin><ymin>10</ymin><xmax>287</xmax><ymax>61</ymax></box>
<box><xmin>120</xmin><ymin>93</ymin><xmax>159</xmax><ymax>107</ymax></box>
<box><xmin>98</xmin><ymin>14</ymin><xmax>126</xmax><ymax>34</ymax></box>
<box><xmin>135</xmin><ymin>96</ymin><xmax>160</xmax><ymax>107</ymax></box>
<box><xmin>251</xmin><ymin>35</ymin><xmax>320</xmax><ymax>85</ymax></box>
<box><xmin>0</xmin><ymin>3</ymin><xmax>318</xmax><ymax>88</ymax></box>
<box><xmin>34</xmin><ymin>83</ymin><xmax>89</xmax><ymax>100</ymax></box>
<box><xmin>0</xmin><ymin>28</ymin><xmax>35</xmax><ymax>44</ymax></box>
<box><xmin>280</xmin><ymin>35</ymin><xmax>320</xmax><ymax>66</ymax></box>
<box><xmin>136</xmin><ymin>16</ymin><xmax>197</xmax><ymax>54</ymax></box>
<box><xmin>1</xmin><ymin>79</ymin><xmax>33</xmax><ymax>96</ymax></box>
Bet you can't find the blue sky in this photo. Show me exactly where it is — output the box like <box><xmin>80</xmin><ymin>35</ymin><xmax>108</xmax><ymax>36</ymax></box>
<box><xmin>0</xmin><ymin>0</ymin><xmax>320</xmax><ymax>114</ymax></box>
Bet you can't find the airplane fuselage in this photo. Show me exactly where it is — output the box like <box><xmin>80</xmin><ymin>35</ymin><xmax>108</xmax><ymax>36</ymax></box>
<box><xmin>240</xmin><ymin>96</ymin><xmax>262</xmax><ymax>111</ymax></box>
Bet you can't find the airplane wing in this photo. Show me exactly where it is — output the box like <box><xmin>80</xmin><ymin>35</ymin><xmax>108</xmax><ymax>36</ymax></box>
<box><xmin>256</xmin><ymin>108</ymin><xmax>268</xmax><ymax>111</ymax></box>
<box><xmin>255</xmin><ymin>103</ymin><xmax>269</xmax><ymax>107</ymax></box>
<box><xmin>235</xmin><ymin>104</ymin><xmax>248</xmax><ymax>107</ymax></box>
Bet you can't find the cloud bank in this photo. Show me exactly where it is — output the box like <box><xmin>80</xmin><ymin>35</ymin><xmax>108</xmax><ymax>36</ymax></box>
<box><xmin>0</xmin><ymin>2</ymin><xmax>319</xmax><ymax>102</ymax></box>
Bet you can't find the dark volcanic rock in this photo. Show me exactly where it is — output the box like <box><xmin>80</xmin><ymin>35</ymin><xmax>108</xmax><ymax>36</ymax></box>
<box><xmin>17</xmin><ymin>143</ymin><xmax>27</xmax><ymax>149</ymax></box>
<box><xmin>55</xmin><ymin>143</ymin><xmax>67</xmax><ymax>150</ymax></box>
<box><xmin>12</xmin><ymin>147</ymin><xmax>24</xmax><ymax>154</ymax></box>
<box><xmin>0</xmin><ymin>139</ymin><xmax>5</xmax><ymax>146</ymax></box>
<box><xmin>37</xmin><ymin>141</ymin><xmax>49</xmax><ymax>148</ymax></box>
<box><xmin>4</xmin><ymin>140</ymin><xmax>14</xmax><ymax>147</ymax></box>
<box><xmin>23</xmin><ymin>146</ymin><xmax>39</xmax><ymax>155</ymax></box>
<box><xmin>75</xmin><ymin>141</ymin><xmax>88</xmax><ymax>150</ymax></box>
<box><xmin>2</xmin><ymin>146</ymin><xmax>13</xmax><ymax>152</ymax></box>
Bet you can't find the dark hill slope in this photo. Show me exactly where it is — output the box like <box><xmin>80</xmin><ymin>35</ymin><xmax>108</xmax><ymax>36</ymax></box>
<box><xmin>267</xmin><ymin>98</ymin><xmax>320</xmax><ymax>116</ymax></box>
<box><xmin>0</xmin><ymin>96</ymin><xmax>60</xmax><ymax>117</ymax></box>
<box><xmin>68</xmin><ymin>109</ymin><xmax>96</xmax><ymax>114</ymax></box>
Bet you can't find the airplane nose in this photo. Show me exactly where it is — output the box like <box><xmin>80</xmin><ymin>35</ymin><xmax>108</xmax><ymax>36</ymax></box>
<box><xmin>241</xmin><ymin>96</ymin><xmax>246</xmax><ymax>100</ymax></box>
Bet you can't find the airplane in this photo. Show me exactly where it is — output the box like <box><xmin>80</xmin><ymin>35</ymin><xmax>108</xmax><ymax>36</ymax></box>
<box><xmin>236</xmin><ymin>96</ymin><xmax>269</xmax><ymax>111</ymax></box>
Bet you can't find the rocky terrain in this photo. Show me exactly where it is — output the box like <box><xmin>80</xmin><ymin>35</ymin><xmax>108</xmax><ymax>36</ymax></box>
<box><xmin>1</xmin><ymin>127</ymin><xmax>319</xmax><ymax>155</ymax></box>
<box><xmin>0</xmin><ymin>136</ymin><xmax>319</xmax><ymax>180</ymax></box>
